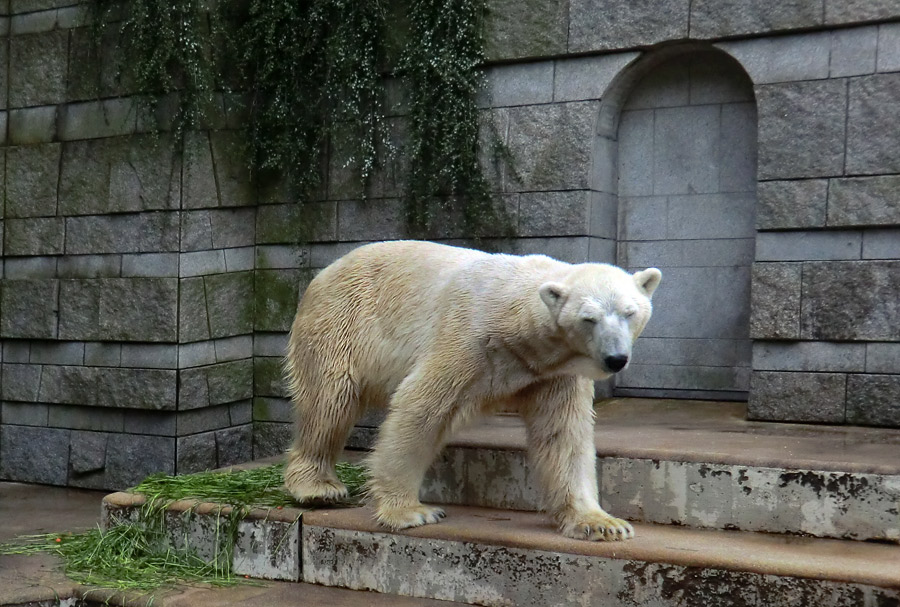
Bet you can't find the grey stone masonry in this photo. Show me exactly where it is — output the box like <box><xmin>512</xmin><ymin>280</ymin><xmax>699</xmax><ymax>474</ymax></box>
<box><xmin>5</xmin><ymin>0</ymin><xmax>900</xmax><ymax>491</ymax></box>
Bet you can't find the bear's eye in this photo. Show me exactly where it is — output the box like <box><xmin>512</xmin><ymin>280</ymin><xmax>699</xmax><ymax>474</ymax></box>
<box><xmin>623</xmin><ymin>309</ymin><xmax>636</xmax><ymax>319</ymax></box>
<box><xmin>581</xmin><ymin>317</ymin><xmax>597</xmax><ymax>325</ymax></box>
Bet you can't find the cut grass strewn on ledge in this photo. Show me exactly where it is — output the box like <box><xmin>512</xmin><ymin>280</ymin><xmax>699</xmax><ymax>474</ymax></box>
<box><xmin>0</xmin><ymin>461</ymin><xmax>368</xmax><ymax>593</ymax></box>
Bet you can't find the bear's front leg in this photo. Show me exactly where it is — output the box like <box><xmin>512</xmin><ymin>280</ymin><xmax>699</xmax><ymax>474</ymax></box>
<box><xmin>520</xmin><ymin>377</ymin><xmax>634</xmax><ymax>541</ymax></box>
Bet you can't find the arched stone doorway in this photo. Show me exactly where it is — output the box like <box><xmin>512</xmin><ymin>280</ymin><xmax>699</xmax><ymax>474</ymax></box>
<box><xmin>600</xmin><ymin>48</ymin><xmax>758</xmax><ymax>400</ymax></box>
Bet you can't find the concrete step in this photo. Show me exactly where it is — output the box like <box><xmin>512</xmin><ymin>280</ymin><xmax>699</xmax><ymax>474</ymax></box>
<box><xmin>102</xmin><ymin>491</ymin><xmax>900</xmax><ymax>607</ymax></box>
<box><xmin>420</xmin><ymin>398</ymin><xmax>900</xmax><ymax>542</ymax></box>
<box><xmin>302</xmin><ymin>504</ymin><xmax>900</xmax><ymax>607</ymax></box>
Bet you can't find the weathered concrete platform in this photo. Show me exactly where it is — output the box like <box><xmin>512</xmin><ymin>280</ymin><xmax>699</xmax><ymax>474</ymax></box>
<box><xmin>303</xmin><ymin>505</ymin><xmax>900</xmax><ymax>607</ymax></box>
<box><xmin>0</xmin><ymin>482</ymin><xmax>471</xmax><ymax>607</ymax></box>
<box><xmin>422</xmin><ymin>399</ymin><xmax>900</xmax><ymax>541</ymax></box>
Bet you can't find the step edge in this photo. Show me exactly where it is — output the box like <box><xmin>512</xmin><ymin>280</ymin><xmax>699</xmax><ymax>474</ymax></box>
<box><xmin>302</xmin><ymin>505</ymin><xmax>900</xmax><ymax>591</ymax></box>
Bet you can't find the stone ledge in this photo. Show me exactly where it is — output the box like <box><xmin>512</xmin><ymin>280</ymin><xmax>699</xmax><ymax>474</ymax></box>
<box><xmin>102</xmin><ymin>491</ymin><xmax>303</xmax><ymax>582</ymax></box>
<box><xmin>303</xmin><ymin>505</ymin><xmax>900</xmax><ymax>606</ymax></box>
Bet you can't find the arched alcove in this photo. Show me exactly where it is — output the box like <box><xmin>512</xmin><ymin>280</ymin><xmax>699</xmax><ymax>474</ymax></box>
<box><xmin>595</xmin><ymin>46</ymin><xmax>758</xmax><ymax>400</ymax></box>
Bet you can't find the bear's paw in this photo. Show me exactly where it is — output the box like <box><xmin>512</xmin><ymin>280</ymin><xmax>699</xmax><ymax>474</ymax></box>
<box><xmin>285</xmin><ymin>478</ymin><xmax>349</xmax><ymax>505</ymax></box>
<box><xmin>560</xmin><ymin>511</ymin><xmax>635</xmax><ymax>542</ymax></box>
<box><xmin>375</xmin><ymin>504</ymin><xmax>447</xmax><ymax>530</ymax></box>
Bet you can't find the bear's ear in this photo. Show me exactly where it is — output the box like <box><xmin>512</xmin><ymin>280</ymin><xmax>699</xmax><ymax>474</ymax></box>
<box><xmin>539</xmin><ymin>282</ymin><xmax>569</xmax><ymax>318</ymax></box>
<box><xmin>633</xmin><ymin>268</ymin><xmax>662</xmax><ymax>298</ymax></box>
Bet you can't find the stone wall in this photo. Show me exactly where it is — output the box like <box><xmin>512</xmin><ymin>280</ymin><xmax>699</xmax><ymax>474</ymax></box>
<box><xmin>1</xmin><ymin>0</ymin><xmax>900</xmax><ymax>487</ymax></box>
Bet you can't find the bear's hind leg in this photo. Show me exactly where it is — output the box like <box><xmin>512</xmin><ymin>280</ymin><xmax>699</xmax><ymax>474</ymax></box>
<box><xmin>366</xmin><ymin>363</ymin><xmax>475</xmax><ymax>530</ymax></box>
<box><xmin>284</xmin><ymin>374</ymin><xmax>360</xmax><ymax>505</ymax></box>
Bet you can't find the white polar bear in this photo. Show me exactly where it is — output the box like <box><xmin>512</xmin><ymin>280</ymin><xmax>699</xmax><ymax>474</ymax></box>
<box><xmin>284</xmin><ymin>240</ymin><xmax>660</xmax><ymax>541</ymax></box>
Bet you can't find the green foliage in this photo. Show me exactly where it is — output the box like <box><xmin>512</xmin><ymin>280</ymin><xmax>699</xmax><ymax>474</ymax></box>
<box><xmin>0</xmin><ymin>462</ymin><xmax>369</xmax><ymax>593</ymax></box>
<box><xmin>91</xmin><ymin>0</ymin><xmax>220</xmax><ymax>141</ymax></box>
<box><xmin>89</xmin><ymin>0</ymin><xmax>513</xmax><ymax>239</ymax></box>
<box><xmin>232</xmin><ymin>0</ymin><xmax>388</xmax><ymax>197</ymax></box>
<box><xmin>399</xmin><ymin>0</ymin><xmax>511</xmax><ymax>238</ymax></box>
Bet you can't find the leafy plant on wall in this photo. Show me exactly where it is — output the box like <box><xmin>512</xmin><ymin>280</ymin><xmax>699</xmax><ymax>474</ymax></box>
<box><xmin>89</xmin><ymin>0</ymin><xmax>514</xmax><ymax>241</ymax></box>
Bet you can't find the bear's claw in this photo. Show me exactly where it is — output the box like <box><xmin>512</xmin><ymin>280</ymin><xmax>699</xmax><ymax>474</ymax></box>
<box><xmin>561</xmin><ymin>513</ymin><xmax>635</xmax><ymax>542</ymax></box>
<box><xmin>375</xmin><ymin>504</ymin><xmax>446</xmax><ymax>530</ymax></box>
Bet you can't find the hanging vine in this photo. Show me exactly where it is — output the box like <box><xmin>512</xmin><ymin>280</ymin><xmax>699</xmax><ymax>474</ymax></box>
<box><xmin>91</xmin><ymin>0</ymin><xmax>220</xmax><ymax>141</ymax></box>
<box><xmin>399</xmin><ymin>0</ymin><xmax>511</xmax><ymax>238</ymax></box>
<box><xmin>88</xmin><ymin>0</ymin><xmax>513</xmax><ymax>239</ymax></box>
<box><xmin>232</xmin><ymin>0</ymin><xmax>387</xmax><ymax>197</ymax></box>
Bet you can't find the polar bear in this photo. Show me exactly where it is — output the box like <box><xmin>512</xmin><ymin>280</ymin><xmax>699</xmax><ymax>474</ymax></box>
<box><xmin>284</xmin><ymin>240</ymin><xmax>660</xmax><ymax>541</ymax></box>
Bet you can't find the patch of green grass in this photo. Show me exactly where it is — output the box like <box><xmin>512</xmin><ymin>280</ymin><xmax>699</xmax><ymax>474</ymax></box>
<box><xmin>0</xmin><ymin>461</ymin><xmax>369</xmax><ymax>593</ymax></box>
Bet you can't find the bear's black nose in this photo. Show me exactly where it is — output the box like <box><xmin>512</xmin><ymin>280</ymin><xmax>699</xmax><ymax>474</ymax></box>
<box><xmin>605</xmin><ymin>355</ymin><xmax>629</xmax><ymax>372</ymax></box>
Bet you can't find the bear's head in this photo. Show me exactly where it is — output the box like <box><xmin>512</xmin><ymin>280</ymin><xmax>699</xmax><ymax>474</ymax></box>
<box><xmin>538</xmin><ymin>264</ymin><xmax>661</xmax><ymax>380</ymax></box>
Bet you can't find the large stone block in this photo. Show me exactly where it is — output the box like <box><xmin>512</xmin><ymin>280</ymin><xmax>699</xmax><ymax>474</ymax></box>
<box><xmin>825</xmin><ymin>0</ymin><xmax>900</xmax><ymax>25</ymax></box>
<box><xmin>756</xmin><ymin>79</ymin><xmax>847</xmax><ymax>179</ymax></box>
<box><xmin>252</xmin><ymin>421</ymin><xmax>292</xmax><ymax>459</ymax></box>
<box><xmin>877</xmin><ymin>22</ymin><xmax>900</xmax><ymax>73</ymax></box>
<box><xmin>553</xmin><ymin>53</ymin><xmax>640</xmax><ymax>103</ymax></box>
<box><xmin>254</xmin><ymin>357</ymin><xmax>287</xmax><ymax>398</ymax></box>
<box><xmin>66</xmin><ymin>25</ymin><xmax>129</xmax><ymax>101</ymax></box>
<box><xmin>801</xmin><ymin>261</ymin><xmax>900</xmax><ymax>341</ymax></box>
<box><xmin>48</xmin><ymin>404</ymin><xmax>124</xmax><ymax>432</ymax></box>
<box><xmin>65</xmin><ymin>212</ymin><xmax>181</xmax><ymax>255</ymax></box>
<box><xmin>4</xmin><ymin>217</ymin><xmax>64</xmax><ymax>255</ymax></box>
<box><xmin>505</xmin><ymin>101</ymin><xmax>597</xmax><ymax>191</ymax></box>
<box><xmin>1</xmin><ymin>363</ymin><xmax>42</xmax><ymax>401</ymax></box>
<box><xmin>486</xmin><ymin>63</ymin><xmax>553</xmax><ymax>107</ymax></box>
<box><xmin>752</xmin><ymin>341</ymin><xmax>866</xmax><ymax>372</ymax></box>
<box><xmin>96</xmin><ymin>368</ymin><xmax>177</xmax><ymax>410</ymax></box>
<box><xmin>59</xmin><ymin>278</ymin><xmax>178</xmax><ymax>342</ymax></box>
<box><xmin>847</xmin><ymin>73</ymin><xmax>900</xmax><ymax>175</ymax></box>
<box><xmin>337</xmin><ymin>199</ymin><xmax>406</xmax><ymax>242</ymax></box>
<box><xmin>1</xmin><ymin>402</ymin><xmax>49</xmax><ymax>426</ymax></box>
<box><xmin>252</xmin><ymin>397</ymin><xmax>293</xmax><ymax>423</ymax></box>
<box><xmin>5</xmin><ymin>143</ymin><xmax>60</xmax><ymax>217</ymax></box>
<box><xmin>756</xmin><ymin>230</ymin><xmax>862</xmax><ymax>262</ymax></box>
<box><xmin>254</xmin><ymin>269</ymin><xmax>304</xmax><ymax>333</ymax></box>
<box><xmin>748</xmin><ymin>371</ymin><xmax>846</xmax><ymax>422</ymax></box>
<box><xmin>255</xmin><ymin>202</ymin><xmax>338</xmax><ymax>244</ymax></box>
<box><xmin>518</xmin><ymin>191</ymin><xmax>592</xmax><ymax>237</ymax></box>
<box><xmin>177</xmin><ymin>431</ymin><xmax>218</xmax><ymax>473</ymax></box>
<box><xmin>182</xmin><ymin>132</ymin><xmax>219</xmax><ymax>209</ymax></box>
<box><xmin>0</xmin><ymin>425</ymin><xmax>70</xmax><ymax>485</ymax></box>
<box><xmin>58</xmin><ymin>99</ymin><xmax>138</xmax><ymax>141</ymax></box>
<box><xmin>756</xmin><ymin>179</ymin><xmax>827</xmax><ymax>229</ymax></box>
<box><xmin>215</xmin><ymin>425</ymin><xmax>253</xmax><ymax>468</ymax></box>
<box><xmin>178</xmin><ymin>366</ymin><xmax>210</xmax><ymax>411</ymax></box>
<box><xmin>209</xmin><ymin>132</ymin><xmax>255</xmax><ymax>207</ymax></box>
<box><xmin>867</xmin><ymin>343</ymin><xmax>900</xmax><ymax>373</ymax></box>
<box><xmin>7</xmin><ymin>106</ymin><xmax>57</xmax><ymax>145</ymax></box>
<box><xmin>59</xmin><ymin>136</ymin><xmax>181</xmax><ymax>216</ymax></box>
<box><xmin>864</xmin><ymin>228</ymin><xmax>900</xmax><ymax>259</ymax></box>
<box><xmin>830</xmin><ymin>25</ymin><xmax>878</xmax><ymax>78</ymax></box>
<box><xmin>749</xmin><ymin>263</ymin><xmax>801</xmax><ymax>340</ymax></box>
<box><xmin>484</xmin><ymin>0</ymin><xmax>566</xmax><ymax>60</ymax></box>
<box><xmin>104</xmin><ymin>434</ymin><xmax>175</xmax><ymax>489</ymax></box>
<box><xmin>38</xmin><ymin>365</ymin><xmax>97</xmax><ymax>406</ymax></box>
<box><xmin>828</xmin><ymin>175</ymin><xmax>900</xmax><ymax>227</ymax></box>
<box><xmin>69</xmin><ymin>431</ymin><xmax>109</xmax><ymax>475</ymax></box>
<box><xmin>207</xmin><ymin>359</ymin><xmax>253</xmax><ymax>406</ymax></box>
<box><xmin>690</xmin><ymin>0</ymin><xmax>823</xmax><ymax>38</ymax></box>
<box><xmin>568</xmin><ymin>0</ymin><xmax>689</xmax><ymax>53</ymax></box>
<box><xmin>204</xmin><ymin>271</ymin><xmax>254</xmax><ymax>338</ymax></box>
<box><xmin>9</xmin><ymin>29</ymin><xmax>67</xmax><ymax>107</ymax></box>
<box><xmin>180</xmin><ymin>208</ymin><xmax>256</xmax><ymax>252</ymax></box>
<box><xmin>846</xmin><ymin>374</ymin><xmax>900</xmax><ymax>427</ymax></box>
<box><xmin>178</xmin><ymin>277</ymin><xmax>210</xmax><ymax>343</ymax></box>
<box><xmin>0</xmin><ymin>279</ymin><xmax>59</xmax><ymax>338</ymax></box>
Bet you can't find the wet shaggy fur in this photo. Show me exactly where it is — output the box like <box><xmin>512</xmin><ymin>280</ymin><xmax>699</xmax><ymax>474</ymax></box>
<box><xmin>284</xmin><ymin>240</ymin><xmax>660</xmax><ymax>541</ymax></box>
